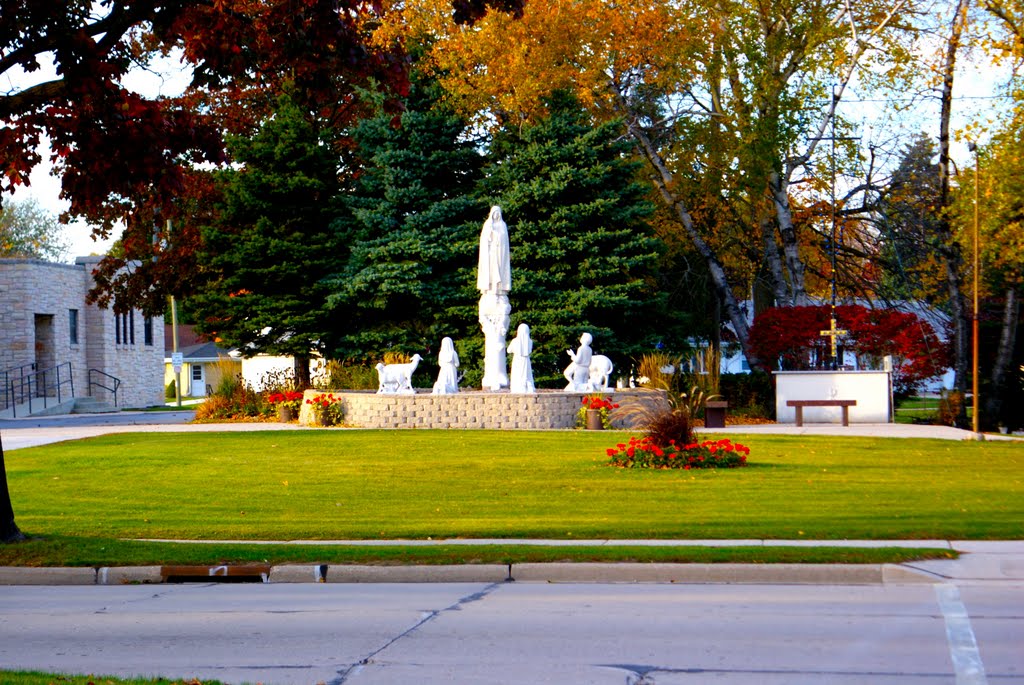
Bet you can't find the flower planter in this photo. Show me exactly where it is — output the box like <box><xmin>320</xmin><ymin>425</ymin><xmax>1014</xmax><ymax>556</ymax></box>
<box><xmin>704</xmin><ymin>401</ymin><xmax>728</xmax><ymax>429</ymax></box>
<box><xmin>586</xmin><ymin>408</ymin><xmax>604</xmax><ymax>430</ymax></box>
<box><xmin>277</xmin><ymin>405</ymin><xmax>295</xmax><ymax>423</ymax></box>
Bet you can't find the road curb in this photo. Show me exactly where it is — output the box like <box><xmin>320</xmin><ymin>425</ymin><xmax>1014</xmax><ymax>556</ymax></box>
<box><xmin>325</xmin><ymin>564</ymin><xmax>510</xmax><ymax>583</ymax></box>
<box><xmin>0</xmin><ymin>567</ymin><xmax>98</xmax><ymax>585</ymax></box>
<box><xmin>0</xmin><ymin>562</ymin><xmax>942</xmax><ymax>585</ymax></box>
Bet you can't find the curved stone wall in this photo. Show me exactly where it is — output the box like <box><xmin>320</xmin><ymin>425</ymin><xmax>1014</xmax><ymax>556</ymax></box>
<box><xmin>298</xmin><ymin>388</ymin><xmax>669</xmax><ymax>430</ymax></box>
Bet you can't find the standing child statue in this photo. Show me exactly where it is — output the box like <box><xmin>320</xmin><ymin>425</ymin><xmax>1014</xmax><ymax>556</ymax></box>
<box><xmin>507</xmin><ymin>323</ymin><xmax>535</xmax><ymax>394</ymax></box>
<box><xmin>432</xmin><ymin>337</ymin><xmax>460</xmax><ymax>395</ymax></box>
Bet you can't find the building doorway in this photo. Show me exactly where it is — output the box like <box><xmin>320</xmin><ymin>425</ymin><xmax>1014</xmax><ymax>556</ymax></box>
<box><xmin>190</xmin><ymin>363</ymin><xmax>206</xmax><ymax>397</ymax></box>
<box><xmin>33</xmin><ymin>314</ymin><xmax>55</xmax><ymax>398</ymax></box>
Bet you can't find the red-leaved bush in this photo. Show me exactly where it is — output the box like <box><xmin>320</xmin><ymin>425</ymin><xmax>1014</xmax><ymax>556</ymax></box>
<box><xmin>747</xmin><ymin>304</ymin><xmax>950</xmax><ymax>396</ymax></box>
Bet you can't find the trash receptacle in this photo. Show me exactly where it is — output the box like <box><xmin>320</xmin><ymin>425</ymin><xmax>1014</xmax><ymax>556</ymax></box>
<box><xmin>704</xmin><ymin>401</ymin><xmax>728</xmax><ymax>429</ymax></box>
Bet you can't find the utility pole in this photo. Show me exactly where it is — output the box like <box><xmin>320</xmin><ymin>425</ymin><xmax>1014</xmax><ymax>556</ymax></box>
<box><xmin>168</xmin><ymin>220</ymin><xmax>182</xmax><ymax>409</ymax></box>
<box><xmin>968</xmin><ymin>141</ymin><xmax>982</xmax><ymax>439</ymax></box>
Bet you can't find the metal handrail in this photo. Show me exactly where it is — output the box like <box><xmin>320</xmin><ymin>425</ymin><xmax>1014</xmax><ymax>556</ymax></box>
<box><xmin>2</xmin><ymin>362</ymin><xmax>38</xmax><ymax>412</ymax></box>
<box><xmin>88</xmin><ymin>369</ymin><xmax>121</xmax><ymax>408</ymax></box>
<box><xmin>6</xmin><ymin>362</ymin><xmax>74</xmax><ymax>417</ymax></box>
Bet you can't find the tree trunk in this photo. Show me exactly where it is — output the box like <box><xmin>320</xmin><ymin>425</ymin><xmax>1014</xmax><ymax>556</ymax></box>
<box><xmin>761</xmin><ymin>215</ymin><xmax>788</xmax><ymax>307</ymax></box>
<box><xmin>1</xmin><ymin>433</ymin><xmax>26</xmax><ymax>543</ymax></box>
<box><xmin>293</xmin><ymin>354</ymin><xmax>312</xmax><ymax>389</ymax></box>
<box><xmin>769</xmin><ymin>170</ymin><xmax>810</xmax><ymax>305</ymax></box>
<box><xmin>937</xmin><ymin>0</ymin><xmax>972</xmax><ymax>428</ymax></box>
<box><xmin>983</xmin><ymin>287</ymin><xmax>1020</xmax><ymax>430</ymax></box>
<box><xmin>622</xmin><ymin>116</ymin><xmax>762</xmax><ymax>369</ymax></box>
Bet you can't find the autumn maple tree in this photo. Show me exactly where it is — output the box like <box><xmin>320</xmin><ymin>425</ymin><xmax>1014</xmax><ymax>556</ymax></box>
<box><xmin>391</xmin><ymin>0</ymin><xmax>918</xmax><ymax>365</ymax></box>
<box><xmin>949</xmin><ymin>114</ymin><xmax>1024</xmax><ymax>430</ymax></box>
<box><xmin>0</xmin><ymin>0</ymin><xmax>523</xmax><ymax>541</ymax></box>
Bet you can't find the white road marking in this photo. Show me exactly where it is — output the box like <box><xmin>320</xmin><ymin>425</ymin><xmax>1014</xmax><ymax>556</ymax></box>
<box><xmin>936</xmin><ymin>584</ymin><xmax>988</xmax><ymax>685</ymax></box>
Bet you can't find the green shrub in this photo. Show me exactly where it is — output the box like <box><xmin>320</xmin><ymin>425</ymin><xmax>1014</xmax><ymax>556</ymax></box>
<box><xmin>165</xmin><ymin>380</ymin><xmax>176</xmax><ymax>400</ymax></box>
<box><xmin>321</xmin><ymin>360</ymin><xmax>378</xmax><ymax>390</ymax></box>
<box><xmin>194</xmin><ymin>374</ymin><xmax>272</xmax><ymax>421</ymax></box>
<box><xmin>717</xmin><ymin>372</ymin><xmax>775</xmax><ymax>420</ymax></box>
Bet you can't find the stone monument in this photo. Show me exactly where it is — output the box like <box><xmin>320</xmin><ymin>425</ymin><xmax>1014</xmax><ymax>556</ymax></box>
<box><xmin>507</xmin><ymin>323</ymin><xmax>535</xmax><ymax>394</ymax></box>
<box><xmin>478</xmin><ymin>206</ymin><xmax>511</xmax><ymax>391</ymax></box>
<box><xmin>432</xmin><ymin>336</ymin><xmax>460</xmax><ymax>395</ymax></box>
<box><xmin>564</xmin><ymin>332</ymin><xmax>594</xmax><ymax>392</ymax></box>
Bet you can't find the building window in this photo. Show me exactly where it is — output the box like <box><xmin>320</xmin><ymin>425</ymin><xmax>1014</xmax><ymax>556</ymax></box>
<box><xmin>114</xmin><ymin>304</ymin><xmax>134</xmax><ymax>346</ymax></box>
<box><xmin>69</xmin><ymin>309</ymin><xmax>79</xmax><ymax>345</ymax></box>
<box><xmin>144</xmin><ymin>317</ymin><xmax>153</xmax><ymax>346</ymax></box>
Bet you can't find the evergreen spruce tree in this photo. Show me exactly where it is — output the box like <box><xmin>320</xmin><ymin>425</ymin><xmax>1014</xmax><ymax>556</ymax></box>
<box><xmin>191</xmin><ymin>88</ymin><xmax>341</xmax><ymax>386</ymax></box>
<box><xmin>327</xmin><ymin>75</ymin><xmax>484</xmax><ymax>373</ymax></box>
<box><xmin>480</xmin><ymin>92</ymin><xmax>665</xmax><ymax>386</ymax></box>
<box><xmin>877</xmin><ymin>133</ymin><xmax>944</xmax><ymax>304</ymax></box>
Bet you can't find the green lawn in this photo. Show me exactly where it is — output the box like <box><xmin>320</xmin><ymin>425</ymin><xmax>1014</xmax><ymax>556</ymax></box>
<box><xmin>893</xmin><ymin>396</ymin><xmax>942</xmax><ymax>424</ymax></box>
<box><xmin>5</xmin><ymin>429</ymin><xmax>1021</xmax><ymax>543</ymax></box>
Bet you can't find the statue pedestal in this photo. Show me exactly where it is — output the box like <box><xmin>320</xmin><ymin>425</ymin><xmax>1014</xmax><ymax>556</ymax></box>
<box><xmin>479</xmin><ymin>292</ymin><xmax>510</xmax><ymax>390</ymax></box>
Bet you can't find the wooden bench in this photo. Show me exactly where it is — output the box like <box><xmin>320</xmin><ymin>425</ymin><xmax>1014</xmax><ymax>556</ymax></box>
<box><xmin>786</xmin><ymin>399</ymin><xmax>857</xmax><ymax>427</ymax></box>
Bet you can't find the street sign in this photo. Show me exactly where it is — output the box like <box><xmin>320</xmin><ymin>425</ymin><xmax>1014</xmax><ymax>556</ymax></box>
<box><xmin>171</xmin><ymin>352</ymin><xmax>184</xmax><ymax>373</ymax></box>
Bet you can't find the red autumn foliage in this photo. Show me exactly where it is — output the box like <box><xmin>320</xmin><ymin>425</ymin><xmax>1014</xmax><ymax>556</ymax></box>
<box><xmin>747</xmin><ymin>304</ymin><xmax>951</xmax><ymax>394</ymax></box>
<box><xmin>1</xmin><ymin>0</ymin><xmax>524</xmax><ymax>311</ymax></box>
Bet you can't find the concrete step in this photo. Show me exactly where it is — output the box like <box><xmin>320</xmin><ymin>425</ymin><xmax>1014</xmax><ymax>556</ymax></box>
<box><xmin>0</xmin><ymin>396</ymin><xmax>118</xmax><ymax>418</ymax></box>
<box><xmin>71</xmin><ymin>397</ymin><xmax>118</xmax><ymax>414</ymax></box>
<box><xmin>0</xmin><ymin>397</ymin><xmax>76</xmax><ymax>419</ymax></box>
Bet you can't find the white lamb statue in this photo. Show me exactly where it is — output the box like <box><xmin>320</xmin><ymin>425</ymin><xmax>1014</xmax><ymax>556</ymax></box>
<box><xmin>375</xmin><ymin>354</ymin><xmax>422</xmax><ymax>395</ymax></box>
<box><xmin>589</xmin><ymin>355</ymin><xmax>614</xmax><ymax>392</ymax></box>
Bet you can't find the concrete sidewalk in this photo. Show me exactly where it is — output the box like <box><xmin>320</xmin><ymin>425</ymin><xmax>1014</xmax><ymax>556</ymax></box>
<box><xmin>2</xmin><ymin>410</ymin><xmax>1022</xmax><ymax>450</ymax></box>
<box><xmin>1</xmin><ymin>540</ymin><xmax>1021</xmax><ymax>586</ymax></box>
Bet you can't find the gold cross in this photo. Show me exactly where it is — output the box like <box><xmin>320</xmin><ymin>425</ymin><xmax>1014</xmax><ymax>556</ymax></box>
<box><xmin>820</xmin><ymin>315</ymin><xmax>847</xmax><ymax>363</ymax></box>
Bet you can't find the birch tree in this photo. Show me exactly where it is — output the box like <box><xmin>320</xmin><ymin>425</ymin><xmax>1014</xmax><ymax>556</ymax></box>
<box><xmin>389</xmin><ymin>0</ymin><xmax>915</xmax><ymax>363</ymax></box>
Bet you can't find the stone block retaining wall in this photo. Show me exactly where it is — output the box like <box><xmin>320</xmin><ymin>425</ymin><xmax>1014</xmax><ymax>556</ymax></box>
<box><xmin>298</xmin><ymin>388</ymin><xmax>669</xmax><ymax>430</ymax></box>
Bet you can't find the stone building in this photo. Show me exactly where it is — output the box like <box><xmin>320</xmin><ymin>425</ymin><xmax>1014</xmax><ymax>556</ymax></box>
<box><xmin>0</xmin><ymin>256</ymin><xmax>165</xmax><ymax>412</ymax></box>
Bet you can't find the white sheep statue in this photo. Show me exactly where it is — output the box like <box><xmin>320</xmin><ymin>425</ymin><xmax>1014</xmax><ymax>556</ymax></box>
<box><xmin>375</xmin><ymin>354</ymin><xmax>422</xmax><ymax>395</ymax></box>
<box><xmin>589</xmin><ymin>355</ymin><xmax>614</xmax><ymax>392</ymax></box>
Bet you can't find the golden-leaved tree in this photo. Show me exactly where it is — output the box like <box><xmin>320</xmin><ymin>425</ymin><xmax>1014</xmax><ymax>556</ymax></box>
<box><xmin>950</xmin><ymin>113</ymin><xmax>1024</xmax><ymax>430</ymax></box>
<box><xmin>384</xmin><ymin>0</ymin><xmax>917</xmax><ymax>364</ymax></box>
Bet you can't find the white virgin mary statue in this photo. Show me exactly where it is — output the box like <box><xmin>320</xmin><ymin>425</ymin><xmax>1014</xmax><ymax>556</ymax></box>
<box><xmin>478</xmin><ymin>206</ymin><xmax>512</xmax><ymax>390</ymax></box>
<box><xmin>477</xmin><ymin>206</ymin><xmax>511</xmax><ymax>294</ymax></box>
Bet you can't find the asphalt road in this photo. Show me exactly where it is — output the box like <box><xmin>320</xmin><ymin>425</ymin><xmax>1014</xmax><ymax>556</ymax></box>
<box><xmin>1</xmin><ymin>414</ymin><xmax>1020</xmax><ymax>684</ymax></box>
<box><xmin>1</xmin><ymin>581</ymin><xmax>1021</xmax><ymax>685</ymax></box>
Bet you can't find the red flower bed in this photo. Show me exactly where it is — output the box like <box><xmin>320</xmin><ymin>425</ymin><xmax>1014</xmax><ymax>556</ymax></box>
<box><xmin>581</xmin><ymin>395</ymin><xmax>619</xmax><ymax>411</ymax></box>
<box><xmin>607</xmin><ymin>436</ymin><xmax>749</xmax><ymax>470</ymax></box>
